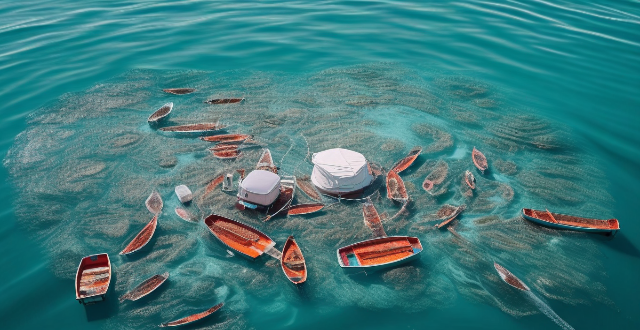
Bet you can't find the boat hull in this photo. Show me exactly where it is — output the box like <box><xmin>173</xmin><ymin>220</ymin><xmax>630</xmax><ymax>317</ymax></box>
<box><xmin>204</xmin><ymin>214</ymin><xmax>275</xmax><ymax>259</ymax></box>
<box><xmin>521</xmin><ymin>208</ymin><xmax>619</xmax><ymax>234</ymax></box>
<box><xmin>75</xmin><ymin>253</ymin><xmax>111</xmax><ymax>305</ymax></box>
<box><xmin>337</xmin><ymin>236</ymin><xmax>422</xmax><ymax>273</ymax></box>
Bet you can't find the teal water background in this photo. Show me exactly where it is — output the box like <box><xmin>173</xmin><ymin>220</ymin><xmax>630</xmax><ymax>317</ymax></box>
<box><xmin>1</xmin><ymin>1</ymin><xmax>639</xmax><ymax>329</ymax></box>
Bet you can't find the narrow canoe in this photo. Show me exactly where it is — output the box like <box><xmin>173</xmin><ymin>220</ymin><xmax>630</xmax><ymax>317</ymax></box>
<box><xmin>76</xmin><ymin>253</ymin><xmax>111</xmax><ymax>304</ymax></box>
<box><xmin>494</xmin><ymin>262</ymin><xmax>529</xmax><ymax>291</ymax></box>
<box><xmin>148</xmin><ymin>102</ymin><xmax>173</xmax><ymax>123</ymax></box>
<box><xmin>435</xmin><ymin>204</ymin><xmax>466</xmax><ymax>229</ymax></box>
<box><xmin>209</xmin><ymin>143</ymin><xmax>241</xmax><ymax>152</ymax></box>
<box><xmin>472</xmin><ymin>147</ymin><xmax>488</xmax><ymax>173</ymax></box>
<box><xmin>337</xmin><ymin>236</ymin><xmax>422</xmax><ymax>271</ymax></box>
<box><xmin>386</xmin><ymin>170</ymin><xmax>408</xmax><ymax>202</ymax></box>
<box><xmin>204</xmin><ymin>214</ymin><xmax>276</xmax><ymax>259</ymax></box>
<box><xmin>163</xmin><ymin>88</ymin><xmax>196</xmax><ymax>95</ymax></box>
<box><xmin>119</xmin><ymin>272</ymin><xmax>169</xmax><ymax>302</ymax></box>
<box><xmin>256</xmin><ymin>148</ymin><xmax>278</xmax><ymax>174</ymax></box>
<box><xmin>159</xmin><ymin>123</ymin><xmax>227</xmax><ymax>133</ymax></box>
<box><xmin>391</xmin><ymin>146</ymin><xmax>422</xmax><ymax>174</ymax></box>
<box><xmin>206</xmin><ymin>98</ymin><xmax>244</xmax><ymax>104</ymax></box>
<box><xmin>287</xmin><ymin>203</ymin><xmax>324</xmax><ymax>216</ymax></box>
<box><xmin>161</xmin><ymin>303</ymin><xmax>224</xmax><ymax>327</ymax></box>
<box><xmin>204</xmin><ymin>174</ymin><xmax>225</xmax><ymax>197</ymax></box>
<box><xmin>295</xmin><ymin>176</ymin><xmax>322</xmax><ymax>202</ymax></box>
<box><xmin>522</xmin><ymin>208</ymin><xmax>620</xmax><ymax>234</ymax></box>
<box><xmin>120</xmin><ymin>215</ymin><xmax>158</xmax><ymax>255</ymax></box>
<box><xmin>175</xmin><ymin>207</ymin><xmax>197</xmax><ymax>222</ymax></box>
<box><xmin>145</xmin><ymin>190</ymin><xmax>163</xmax><ymax>214</ymax></box>
<box><xmin>281</xmin><ymin>236</ymin><xmax>307</xmax><ymax>285</ymax></box>
<box><xmin>213</xmin><ymin>149</ymin><xmax>241</xmax><ymax>159</ymax></box>
<box><xmin>363</xmin><ymin>198</ymin><xmax>386</xmax><ymax>238</ymax></box>
<box><xmin>265</xmin><ymin>177</ymin><xmax>296</xmax><ymax>221</ymax></box>
<box><xmin>200</xmin><ymin>134</ymin><xmax>252</xmax><ymax>143</ymax></box>
<box><xmin>464</xmin><ymin>170</ymin><xmax>476</xmax><ymax>189</ymax></box>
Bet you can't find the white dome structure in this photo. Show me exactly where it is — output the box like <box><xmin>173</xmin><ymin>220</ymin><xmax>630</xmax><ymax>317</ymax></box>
<box><xmin>311</xmin><ymin>148</ymin><xmax>374</xmax><ymax>195</ymax></box>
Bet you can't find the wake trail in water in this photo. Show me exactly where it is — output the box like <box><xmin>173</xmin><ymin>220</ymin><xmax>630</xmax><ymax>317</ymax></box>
<box><xmin>525</xmin><ymin>291</ymin><xmax>575</xmax><ymax>330</ymax></box>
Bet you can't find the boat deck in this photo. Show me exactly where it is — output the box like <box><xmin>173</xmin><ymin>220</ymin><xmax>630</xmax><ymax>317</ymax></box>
<box><xmin>210</xmin><ymin>220</ymin><xmax>274</xmax><ymax>258</ymax></box>
<box><xmin>78</xmin><ymin>266</ymin><xmax>110</xmax><ymax>297</ymax></box>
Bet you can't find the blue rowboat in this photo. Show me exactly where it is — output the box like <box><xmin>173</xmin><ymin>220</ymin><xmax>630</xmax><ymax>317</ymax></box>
<box><xmin>337</xmin><ymin>236</ymin><xmax>422</xmax><ymax>272</ymax></box>
<box><xmin>521</xmin><ymin>208</ymin><xmax>619</xmax><ymax>235</ymax></box>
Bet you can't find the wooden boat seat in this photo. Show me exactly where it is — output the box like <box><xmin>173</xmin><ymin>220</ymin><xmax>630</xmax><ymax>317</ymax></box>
<box><xmin>358</xmin><ymin>245</ymin><xmax>413</xmax><ymax>260</ymax></box>
<box><xmin>284</xmin><ymin>260</ymin><xmax>305</xmax><ymax>270</ymax></box>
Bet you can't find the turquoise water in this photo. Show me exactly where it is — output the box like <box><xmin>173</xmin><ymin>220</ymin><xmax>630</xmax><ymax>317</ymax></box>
<box><xmin>1</xmin><ymin>1</ymin><xmax>639</xmax><ymax>329</ymax></box>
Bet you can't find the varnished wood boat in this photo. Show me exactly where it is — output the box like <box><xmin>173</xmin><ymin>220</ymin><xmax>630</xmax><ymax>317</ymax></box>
<box><xmin>464</xmin><ymin>170</ymin><xmax>476</xmax><ymax>189</ymax></box>
<box><xmin>494</xmin><ymin>262</ymin><xmax>529</xmax><ymax>291</ymax></box>
<box><xmin>213</xmin><ymin>149</ymin><xmax>240</xmax><ymax>159</ymax></box>
<box><xmin>148</xmin><ymin>102</ymin><xmax>173</xmax><ymax>123</ymax></box>
<box><xmin>119</xmin><ymin>272</ymin><xmax>169</xmax><ymax>302</ymax></box>
<box><xmin>363</xmin><ymin>198</ymin><xmax>386</xmax><ymax>238</ymax></box>
<box><xmin>472</xmin><ymin>147</ymin><xmax>488</xmax><ymax>174</ymax></box>
<box><xmin>287</xmin><ymin>203</ymin><xmax>324</xmax><ymax>216</ymax></box>
<box><xmin>76</xmin><ymin>253</ymin><xmax>111</xmax><ymax>304</ymax></box>
<box><xmin>175</xmin><ymin>207</ymin><xmax>197</xmax><ymax>222</ymax></box>
<box><xmin>205</xmin><ymin>98</ymin><xmax>244</xmax><ymax>104</ymax></box>
<box><xmin>159</xmin><ymin>123</ymin><xmax>227</xmax><ymax>133</ymax></box>
<box><xmin>295</xmin><ymin>176</ymin><xmax>322</xmax><ymax>202</ymax></box>
<box><xmin>163</xmin><ymin>88</ymin><xmax>196</xmax><ymax>95</ymax></box>
<box><xmin>281</xmin><ymin>236</ymin><xmax>307</xmax><ymax>284</ymax></box>
<box><xmin>337</xmin><ymin>236</ymin><xmax>422</xmax><ymax>271</ymax></box>
<box><xmin>200</xmin><ymin>134</ymin><xmax>252</xmax><ymax>143</ymax></box>
<box><xmin>204</xmin><ymin>214</ymin><xmax>276</xmax><ymax>259</ymax></box>
<box><xmin>256</xmin><ymin>148</ymin><xmax>278</xmax><ymax>174</ymax></box>
<box><xmin>435</xmin><ymin>204</ymin><xmax>466</xmax><ymax>229</ymax></box>
<box><xmin>120</xmin><ymin>215</ymin><xmax>158</xmax><ymax>255</ymax></box>
<box><xmin>521</xmin><ymin>208</ymin><xmax>620</xmax><ymax>234</ymax></box>
<box><xmin>265</xmin><ymin>176</ymin><xmax>296</xmax><ymax>221</ymax></box>
<box><xmin>160</xmin><ymin>303</ymin><xmax>224</xmax><ymax>327</ymax></box>
<box><xmin>146</xmin><ymin>190</ymin><xmax>163</xmax><ymax>214</ymax></box>
<box><xmin>391</xmin><ymin>146</ymin><xmax>422</xmax><ymax>174</ymax></box>
<box><xmin>386</xmin><ymin>170</ymin><xmax>408</xmax><ymax>202</ymax></box>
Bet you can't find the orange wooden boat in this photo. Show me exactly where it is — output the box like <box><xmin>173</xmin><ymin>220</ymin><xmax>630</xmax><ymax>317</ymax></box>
<box><xmin>522</xmin><ymin>208</ymin><xmax>620</xmax><ymax>234</ymax></box>
<box><xmin>210</xmin><ymin>143</ymin><xmax>241</xmax><ymax>152</ymax></box>
<box><xmin>256</xmin><ymin>148</ymin><xmax>278</xmax><ymax>174</ymax></box>
<box><xmin>119</xmin><ymin>272</ymin><xmax>169</xmax><ymax>302</ymax></box>
<box><xmin>337</xmin><ymin>236</ymin><xmax>423</xmax><ymax>271</ymax></box>
<box><xmin>265</xmin><ymin>176</ymin><xmax>296</xmax><ymax>221</ymax></box>
<box><xmin>391</xmin><ymin>146</ymin><xmax>422</xmax><ymax>173</ymax></box>
<box><xmin>435</xmin><ymin>204</ymin><xmax>466</xmax><ymax>229</ymax></box>
<box><xmin>160</xmin><ymin>123</ymin><xmax>227</xmax><ymax>133</ymax></box>
<box><xmin>295</xmin><ymin>176</ymin><xmax>321</xmax><ymax>202</ymax></box>
<box><xmin>145</xmin><ymin>190</ymin><xmax>163</xmax><ymax>214</ymax></box>
<box><xmin>206</xmin><ymin>98</ymin><xmax>244</xmax><ymax>104</ymax></box>
<box><xmin>76</xmin><ymin>253</ymin><xmax>111</xmax><ymax>304</ymax></box>
<box><xmin>213</xmin><ymin>149</ymin><xmax>240</xmax><ymax>159</ymax></box>
<box><xmin>175</xmin><ymin>207</ymin><xmax>197</xmax><ymax>222</ymax></box>
<box><xmin>148</xmin><ymin>102</ymin><xmax>173</xmax><ymax>123</ymax></box>
<box><xmin>204</xmin><ymin>174</ymin><xmax>225</xmax><ymax>196</ymax></box>
<box><xmin>363</xmin><ymin>198</ymin><xmax>386</xmax><ymax>238</ymax></box>
<box><xmin>163</xmin><ymin>88</ymin><xmax>196</xmax><ymax>95</ymax></box>
<box><xmin>120</xmin><ymin>215</ymin><xmax>158</xmax><ymax>255</ymax></box>
<box><xmin>160</xmin><ymin>303</ymin><xmax>224</xmax><ymax>327</ymax></box>
<box><xmin>200</xmin><ymin>134</ymin><xmax>252</xmax><ymax>143</ymax></box>
<box><xmin>287</xmin><ymin>203</ymin><xmax>324</xmax><ymax>216</ymax></box>
<box><xmin>472</xmin><ymin>147</ymin><xmax>488</xmax><ymax>174</ymax></box>
<box><xmin>204</xmin><ymin>214</ymin><xmax>276</xmax><ymax>259</ymax></box>
<box><xmin>281</xmin><ymin>236</ymin><xmax>307</xmax><ymax>284</ymax></box>
<box><xmin>494</xmin><ymin>262</ymin><xmax>529</xmax><ymax>291</ymax></box>
<box><xmin>386</xmin><ymin>170</ymin><xmax>408</xmax><ymax>202</ymax></box>
<box><xmin>464</xmin><ymin>170</ymin><xmax>476</xmax><ymax>189</ymax></box>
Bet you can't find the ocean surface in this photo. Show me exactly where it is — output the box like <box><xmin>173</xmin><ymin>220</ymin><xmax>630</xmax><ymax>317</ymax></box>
<box><xmin>1</xmin><ymin>1</ymin><xmax>639</xmax><ymax>329</ymax></box>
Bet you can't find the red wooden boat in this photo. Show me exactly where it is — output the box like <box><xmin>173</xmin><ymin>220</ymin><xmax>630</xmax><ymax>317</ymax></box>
<box><xmin>159</xmin><ymin>123</ymin><xmax>227</xmax><ymax>133</ymax></box>
<box><xmin>200</xmin><ymin>134</ymin><xmax>251</xmax><ymax>143</ymax></box>
<box><xmin>522</xmin><ymin>208</ymin><xmax>620</xmax><ymax>234</ymax></box>
<box><xmin>204</xmin><ymin>174</ymin><xmax>225</xmax><ymax>197</ymax></box>
<box><xmin>161</xmin><ymin>303</ymin><xmax>224</xmax><ymax>327</ymax></box>
<box><xmin>363</xmin><ymin>198</ymin><xmax>386</xmax><ymax>238</ymax></box>
<box><xmin>287</xmin><ymin>203</ymin><xmax>324</xmax><ymax>216</ymax></box>
<box><xmin>435</xmin><ymin>204</ymin><xmax>466</xmax><ymax>229</ymax></box>
<box><xmin>119</xmin><ymin>272</ymin><xmax>169</xmax><ymax>302</ymax></box>
<box><xmin>281</xmin><ymin>236</ymin><xmax>307</xmax><ymax>285</ymax></box>
<box><xmin>295</xmin><ymin>176</ymin><xmax>321</xmax><ymax>202</ymax></box>
<box><xmin>213</xmin><ymin>149</ymin><xmax>240</xmax><ymax>159</ymax></box>
<box><xmin>205</xmin><ymin>98</ymin><xmax>244</xmax><ymax>104</ymax></box>
<box><xmin>494</xmin><ymin>262</ymin><xmax>529</xmax><ymax>291</ymax></box>
<box><xmin>472</xmin><ymin>147</ymin><xmax>488</xmax><ymax>174</ymax></box>
<box><xmin>256</xmin><ymin>148</ymin><xmax>278</xmax><ymax>174</ymax></box>
<box><xmin>265</xmin><ymin>176</ymin><xmax>296</xmax><ymax>221</ymax></box>
<box><xmin>337</xmin><ymin>236</ymin><xmax>423</xmax><ymax>271</ymax></box>
<box><xmin>120</xmin><ymin>215</ymin><xmax>158</xmax><ymax>255</ymax></box>
<box><xmin>76</xmin><ymin>253</ymin><xmax>111</xmax><ymax>304</ymax></box>
<box><xmin>146</xmin><ymin>190</ymin><xmax>163</xmax><ymax>214</ymax></box>
<box><xmin>210</xmin><ymin>143</ymin><xmax>241</xmax><ymax>152</ymax></box>
<box><xmin>464</xmin><ymin>170</ymin><xmax>476</xmax><ymax>189</ymax></box>
<box><xmin>391</xmin><ymin>146</ymin><xmax>422</xmax><ymax>174</ymax></box>
<box><xmin>204</xmin><ymin>214</ymin><xmax>276</xmax><ymax>259</ymax></box>
<box><xmin>148</xmin><ymin>102</ymin><xmax>173</xmax><ymax>123</ymax></box>
<box><xmin>163</xmin><ymin>88</ymin><xmax>196</xmax><ymax>95</ymax></box>
<box><xmin>175</xmin><ymin>207</ymin><xmax>197</xmax><ymax>222</ymax></box>
<box><xmin>386</xmin><ymin>170</ymin><xmax>408</xmax><ymax>202</ymax></box>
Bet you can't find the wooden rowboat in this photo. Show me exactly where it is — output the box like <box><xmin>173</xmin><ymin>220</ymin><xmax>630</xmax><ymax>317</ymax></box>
<box><xmin>120</xmin><ymin>215</ymin><xmax>158</xmax><ymax>255</ymax></box>
<box><xmin>163</xmin><ymin>88</ymin><xmax>196</xmax><ymax>95</ymax></box>
<box><xmin>205</xmin><ymin>98</ymin><xmax>244</xmax><ymax>104</ymax></box>
<box><xmin>76</xmin><ymin>253</ymin><xmax>111</xmax><ymax>304</ymax></box>
<box><xmin>119</xmin><ymin>272</ymin><xmax>169</xmax><ymax>302</ymax></box>
<box><xmin>159</xmin><ymin>123</ymin><xmax>227</xmax><ymax>133</ymax></box>
<box><xmin>175</xmin><ymin>207</ymin><xmax>197</xmax><ymax>222</ymax></box>
<box><xmin>265</xmin><ymin>176</ymin><xmax>296</xmax><ymax>221</ymax></box>
<box><xmin>464</xmin><ymin>170</ymin><xmax>476</xmax><ymax>189</ymax></box>
<box><xmin>160</xmin><ymin>303</ymin><xmax>224</xmax><ymax>327</ymax></box>
<box><xmin>337</xmin><ymin>236</ymin><xmax>422</xmax><ymax>271</ymax></box>
<box><xmin>386</xmin><ymin>170</ymin><xmax>408</xmax><ymax>202</ymax></box>
<box><xmin>521</xmin><ymin>208</ymin><xmax>620</xmax><ymax>234</ymax></box>
<box><xmin>210</xmin><ymin>143</ymin><xmax>241</xmax><ymax>152</ymax></box>
<box><xmin>287</xmin><ymin>203</ymin><xmax>324</xmax><ymax>216</ymax></box>
<box><xmin>494</xmin><ymin>262</ymin><xmax>529</xmax><ymax>291</ymax></box>
<box><xmin>295</xmin><ymin>176</ymin><xmax>322</xmax><ymax>202</ymax></box>
<box><xmin>200</xmin><ymin>134</ymin><xmax>252</xmax><ymax>143</ymax></box>
<box><xmin>148</xmin><ymin>102</ymin><xmax>173</xmax><ymax>123</ymax></box>
<box><xmin>363</xmin><ymin>198</ymin><xmax>386</xmax><ymax>238</ymax></box>
<box><xmin>204</xmin><ymin>174</ymin><xmax>225</xmax><ymax>197</ymax></box>
<box><xmin>256</xmin><ymin>148</ymin><xmax>278</xmax><ymax>174</ymax></box>
<box><xmin>472</xmin><ymin>147</ymin><xmax>488</xmax><ymax>174</ymax></box>
<box><xmin>391</xmin><ymin>146</ymin><xmax>422</xmax><ymax>174</ymax></box>
<box><xmin>213</xmin><ymin>149</ymin><xmax>240</xmax><ymax>159</ymax></box>
<box><xmin>435</xmin><ymin>204</ymin><xmax>466</xmax><ymax>229</ymax></box>
<box><xmin>146</xmin><ymin>190</ymin><xmax>163</xmax><ymax>214</ymax></box>
<box><xmin>204</xmin><ymin>214</ymin><xmax>276</xmax><ymax>259</ymax></box>
<box><xmin>281</xmin><ymin>236</ymin><xmax>307</xmax><ymax>284</ymax></box>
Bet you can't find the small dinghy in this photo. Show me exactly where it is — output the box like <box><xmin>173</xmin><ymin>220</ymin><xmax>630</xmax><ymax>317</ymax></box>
<box><xmin>201</xmin><ymin>134</ymin><xmax>252</xmax><ymax>143</ymax></box>
<box><xmin>295</xmin><ymin>176</ymin><xmax>322</xmax><ymax>202</ymax></box>
<box><xmin>363</xmin><ymin>198</ymin><xmax>386</xmax><ymax>238</ymax></box>
<box><xmin>256</xmin><ymin>148</ymin><xmax>278</xmax><ymax>174</ymax></box>
<box><xmin>146</xmin><ymin>190</ymin><xmax>163</xmax><ymax>214</ymax></box>
<box><xmin>159</xmin><ymin>123</ymin><xmax>227</xmax><ymax>133</ymax></box>
<box><xmin>119</xmin><ymin>272</ymin><xmax>169</xmax><ymax>302</ymax></box>
<box><xmin>287</xmin><ymin>203</ymin><xmax>324</xmax><ymax>216</ymax></box>
<box><xmin>337</xmin><ymin>236</ymin><xmax>423</xmax><ymax>272</ymax></box>
<box><xmin>522</xmin><ymin>208</ymin><xmax>620</xmax><ymax>234</ymax></box>
<box><xmin>435</xmin><ymin>204</ymin><xmax>466</xmax><ymax>229</ymax></box>
<box><xmin>391</xmin><ymin>146</ymin><xmax>422</xmax><ymax>174</ymax></box>
<box><xmin>76</xmin><ymin>253</ymin><xmax>111</xmax><ymax>304</ymax></box>
<box><xmin>281</xmin><ymin>236</ymin><xmax>307</xmax><ymax>285</ymax></box>
<box><xmin>120</xmin><ymin>215</ymin><xmax>158</xmax><ymax>255</ymax></box>
<box><xmin>464</xmin><ymin>170</ymin><xmax>476</xmax><ymax>189</ymax></box>
<box><xmin>205</xmin><ymin>98</ymin><xmax>244</xmax><ymax>104</ymax></box>
<box><xmin>210</xmin><ymin>143</ymin><xmax>241</xmax><ymax>152</ymax></box>
<box><xmin>213</xmin><ymin>149</ymin><xmax>241</xmax><ymax>159</ymax></box>
<box><xmin>204</xmin><ymin>174</ymin><xmax>225</xmax><ymax>197</ymax></box>
<box><xmin>163</xmin><ymin>88</ymin><xmax>196</xmax><ymax>95</ymax></box>
<box><xmin>160</xmin><ymin>303</ymin><xmax>224</xmax><ymax>327</ymax></box>
<box><xmin>472</xmin><ymin>147</ymin><xmax>488</xmax><ymax>174</ymax></box>
<box><xmin>148</xmin><ymin>102</ymin><xmax>173</xmax><ymax>124</ymax></box>
<box><xmin>175</xmin><ymin>207</ymin><xmax>197</xmax><ymax>222</ymax></box>
<box><xmin>386</xmin><ymin>170</ymin><xmax>408</xmax><ymax>202</ymax></box>
<box><xmin>204</xmin><ymin>214</ymin><xmax>276</xmax><ymax>259</ymax></box>
<box><xmin>494</xmin><ymin>262</ymin><xmax>529</xmax><ymax>291</ymax></box>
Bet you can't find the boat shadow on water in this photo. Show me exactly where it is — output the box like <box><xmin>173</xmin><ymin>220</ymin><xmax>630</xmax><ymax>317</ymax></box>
<box><xmin>83</xmin><ymin>270</ymin><xmax>118</xmax><ymax>322</ymax></box>
<box><xmin>600</xmin><ymin>233</ymin><xmax>640</xmax><ymax>258</ymax></box>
